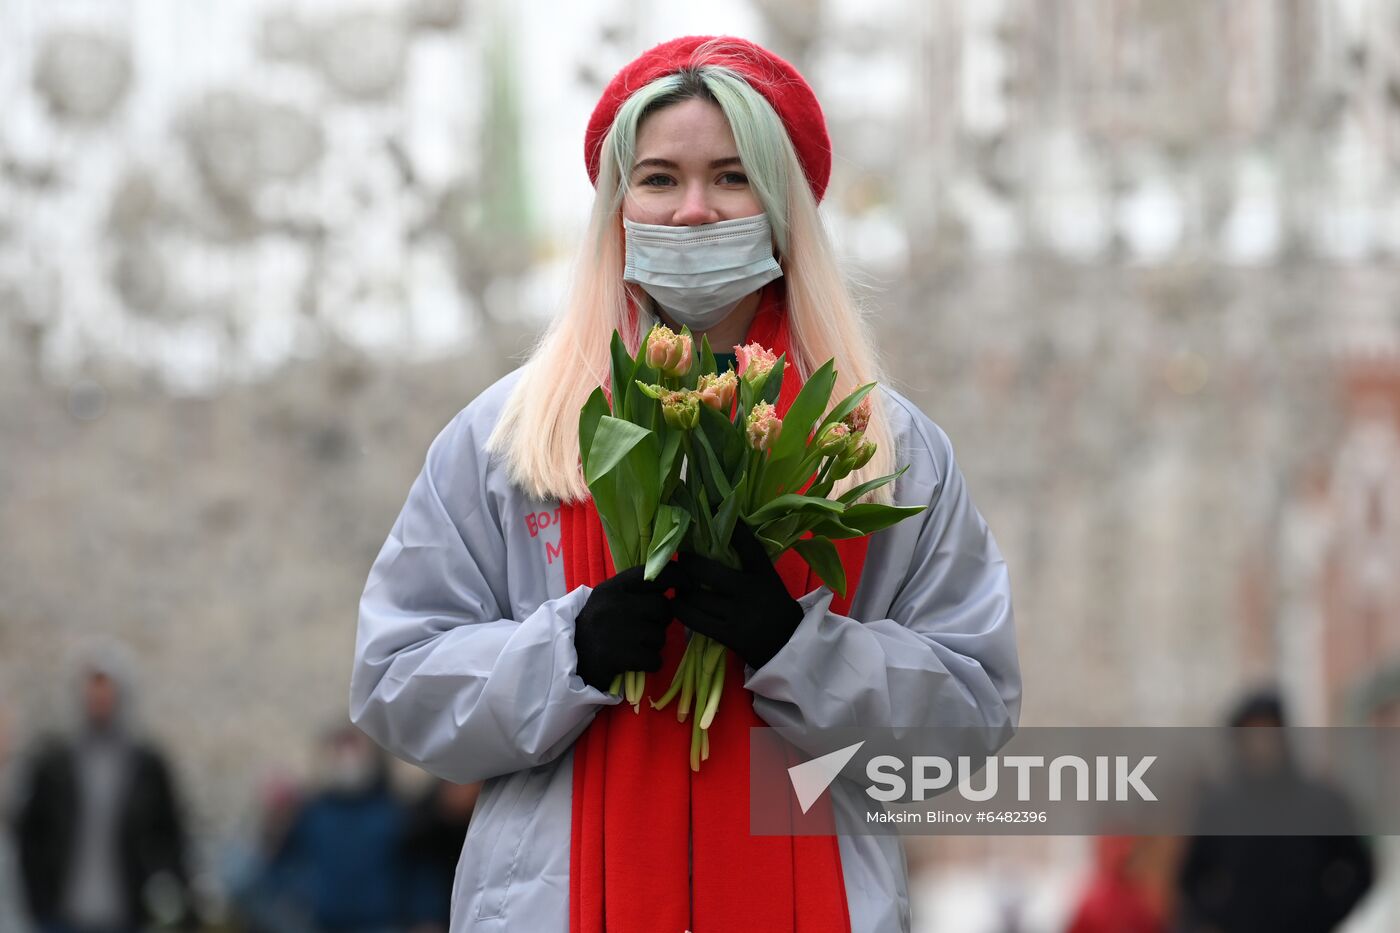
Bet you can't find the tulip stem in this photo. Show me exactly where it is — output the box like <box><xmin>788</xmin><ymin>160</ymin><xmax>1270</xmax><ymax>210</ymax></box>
<box><xmin>691</xmin><ymin>716</ymin><xmax>703</xmax><ymax>771</ymax></box>
<box><xmin>679</xmin><ymin>635</ymin><xmax>701</xmax><ymax>721</ymax></box>
<box><xmin>746</xmin><ymin>446</ymin><xmax>765</xmax><ymax>514</ymax></box>
<box><xmin>651</xmin><ymin>635</ymin><xmax>696</xmax><ymax>712</ymax></box>
<box><xmin>698</xmin><ymin>654</ymin><xmax>725</xmax><ymax>730</ymax></box>
<box><xmin>690</xmin><ymin>638</ymin><xmax>726</xmax><ymax>744</ymax></box>
<box><xmin>806</xmin><ymin>459</ymin><xmax>837</xmax><ymax>499</ymax></box>
<box><xmin>793</xmin><ymin>446</ymin><xmax>825</xmax><ymax>492</ymax></box>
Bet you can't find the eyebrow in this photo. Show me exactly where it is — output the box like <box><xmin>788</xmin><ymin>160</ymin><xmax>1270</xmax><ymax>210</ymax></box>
<box><xmin>631</xmin><ymin>156</ymin><xmax>743</xmax><ymax>174</ymax></box>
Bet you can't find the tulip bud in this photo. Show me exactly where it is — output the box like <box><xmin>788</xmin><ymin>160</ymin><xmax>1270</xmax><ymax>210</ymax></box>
<box><xmin>645</xmin><ymin>326</ymin><xmax>673</xmax><ymax>370</ymax></box>
<box><xmin>848</xmin><ymin>438</ymin><xmax>876</xmax><ymax>470</ymax></box>
<box><xmin>661</xmin><ymin>390</ymin><xmax>700</xmax><ymax>431</ymax></box>
<box><xmin>645</xmin><ymin>325</ymin><xmax>694</xmax><ymax>378</ymax></box>
<box><xmin>697</xmin><ymin>371</ymin><xmax>737</xmax><ymax>413</ymax></box>
<box><xmin>669</xmin><ymin>333</ymin><xmax>694</xmax><ymax>376</ymax></box>
<box><xmin>746</xmin><ymin>400</ymin><xmax>782</xmax><ymax>451</ymax></box>
<box><xmin>828</xmin><ymin>432</ymin><xmax>875</xmax><ymax>480</ymax></box>
<box><xmin>817</xmin><ymin>421</ymin><xmax>850</xmax><ymax>456</ymax></box>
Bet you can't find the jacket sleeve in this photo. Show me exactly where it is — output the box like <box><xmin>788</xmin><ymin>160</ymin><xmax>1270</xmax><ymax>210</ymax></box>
<box><xmin>348</xmin><ymin>408</ymin><xmax>619</xmax><ymax>785</ymax></box>
<box><xmin>744</xmin><ymin>406</ymin><xmax>1021</xmax><ymax>747</ymax></box>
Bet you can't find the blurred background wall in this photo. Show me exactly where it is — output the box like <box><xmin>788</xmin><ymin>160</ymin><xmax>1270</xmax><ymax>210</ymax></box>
<box><xmin>2</xmin><ymin>0</ymin><xmax>1399</xmax><ymax>930</ymax></box>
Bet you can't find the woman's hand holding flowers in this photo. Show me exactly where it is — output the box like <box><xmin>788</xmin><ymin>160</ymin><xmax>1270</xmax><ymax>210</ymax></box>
<box><xmin>671</xmin><ymin>520</ymin><xmax>803</xmax><ymax>672</ymax></box>
<box><xmin>574</xmin><ymin>562</ymin><xmax>682</xmax><ymax>692</ymax></box>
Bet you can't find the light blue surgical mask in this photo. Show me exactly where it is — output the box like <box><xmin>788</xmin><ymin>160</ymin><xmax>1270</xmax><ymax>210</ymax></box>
<box><xmin>622</xmin><ymin>213</ymin><xmax>783</xmax><ymax>331</ymax></box>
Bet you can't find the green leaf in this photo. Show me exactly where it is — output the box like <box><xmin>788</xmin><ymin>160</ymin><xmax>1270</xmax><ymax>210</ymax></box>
<box><xmin>671</xmin><ymin>482</ymin><xmax>697</xmax><ymax>534</ymax></box>
<box><xmin>755</xmin><ymin>529</ymin><xmax>784</xmax><ymax>560</ymax></box>
<box><xmin>593</xmin><ymin>497</ymin><xmax>636</xmax><ymax>569</ymax></box>
<box><xmin>625</xmin><ymin>362</ymin><xmax>661</xmax><ymax>432</ymax></box>
<box><xmin>617</xmin><ymin>454</ymin><xmax>657</xmax><ymax>566</ymax></box>
<box><xmin>754</xmin><ymin>512</ymin><xmax>802</xmax><ymax>550</ymax></box>
<box><xmin>699</xmin><ymin>334</ymin><xmax>717</xmax><ymax>378</ymax></box>
<box><xmin>836</xmin><ymin>503</ymin><xmax>926</xmax><ymax>535</ymax></box>
<box><xmin>609</xmin><ymin>331</ymin><xmax>634</xmax><ymax>419</ymax></box>
<box><xmin>793</xmin><ymin>536</ymin><xmax>847</xmax><ymax>598</ymax></box>
<box><xmin>645</xmin><ymin>505</ymin><xmax>690</xmax><ymax>580</ymax></box>
<box><xmin>579</xmin><ymin>387</ymin><xmax>609</xmax><ymax>476</ymax></box>
<box><xmin>755</xmin><ymin>359</ymin><xmax>836</xmax><ymax>502</ymax></box>
<box><xmin>770</xmin><ymin>358</ymin><xmax>836</xmax><ymax>467</ymax></box>
<box><xmin>759</xmin><ymin>355</ymin><xmax>786</xmax><ymax>407</ymax></box>
<box><xmin>585</xmin><ymin>417</ymin><xmax>654</xmax><ymax>487</ymax></box>
<box><xmin>837</xmin><ymin>464</ymin><xmax>911</xmax><ymax>505</ymax></box>
<box><xmin>711</xmin><ymin>473</ymin><xmax>748</xmax><ymax>551</ymax></box>
<box><xmin>697</xmin><ymin>402</ymin><xmax>745</xmax><ymax>478</ymax></box>
<box><xmin>627</xmin><ymin>430</ymin><xmax>662</xmax><ymax>515</ymax></box>
<box><xmin>747</xmin><ymin>492</ymin><xmax>846</xmax><ymax>526</ymax></box>
<box><xmin>736</xmin><ymin>377</ymin><xmax>756</xmax><ymax>431</ymax></box>
<box><xmin>584</xmin><ymin>417</ymin><xmax>662</xmax><ymax>567</ymax></box>
<box><xmin>691</xmin><ymin>427</ymin><xmax>733</xmax><ymax>500</ymax></box>
<box><xmin>645</xmin><ymin>505</ymin><xmax>676</xmax><ymax>570</ymax></box>
<box><xmin>658</xmin><ymin>428</ymin><xmax>683</xmax><ymax>492</ymax></box>
<box><xmin>692</xmin><ymin>483</ymin><xmax>715</xmax><ymax>556</ymax></box>
<box><xmin>805</xmin><ymin>516</ymin><xmax>867</xmax><ymax>540</ymax></box>
<box><xmin>758</xmin><ymin>448</ymin><xmax>815</xmax><ymax>501</ymax></box>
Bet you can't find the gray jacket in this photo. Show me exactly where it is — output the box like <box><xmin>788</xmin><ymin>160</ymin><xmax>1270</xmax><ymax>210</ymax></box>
<box><xmin>349</xmin><ymin>366</ymin><xmax>1022</xmax><ymax>932</ymax></box>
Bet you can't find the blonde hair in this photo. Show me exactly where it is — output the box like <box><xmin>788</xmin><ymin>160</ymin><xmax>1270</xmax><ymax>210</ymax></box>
<box><xmin>487</xmin><ymin>49</ymin><xmax>896</xmax><ymax>508</ymax></box>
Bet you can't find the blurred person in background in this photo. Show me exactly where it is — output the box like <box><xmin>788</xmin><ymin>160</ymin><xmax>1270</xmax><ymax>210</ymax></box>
<box><xmin>223</xmin><ymin>771</ymin><xmax>313</xmax><ymax>933</ymax></box>
<box><xmin>0</xmin><ymin>706</ymin><xmax>36</xmax><ymax>933</ymax></box>
<box><xmin>260</xmin><ymin>723</ymin><xmax>409</xmax><ymax>933</ymax></box>
<box><xmin>1174</xmin><ymin>688</ymin><xmax>1376</xmax><ymax>933</ymax></box>
<box><xmin>12</xmin><ymin>644</ymin><xmax>194</xmax><ymax>933</ymax></box>
<box><xmin>1064</xmin><ymin>835</ymin><xmax>1166</xmax><ymax>933</ymax></box>
<box><xmin>400</xmin><ymin>780</ymin><xmax>478</xmax><ymax>933</ymax></box>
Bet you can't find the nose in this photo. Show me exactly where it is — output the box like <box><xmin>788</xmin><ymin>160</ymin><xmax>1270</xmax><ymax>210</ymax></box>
<box><xmin>671</xmin><ymin>182</ymin><xmax>721</xmax><ymax>227</ymax></box>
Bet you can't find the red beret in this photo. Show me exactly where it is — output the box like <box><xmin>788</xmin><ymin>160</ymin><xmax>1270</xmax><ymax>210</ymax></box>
<box><xmin>584</xmin><ymin>35</ymin><xmax>832</xmax><ymax>203</ymax></box>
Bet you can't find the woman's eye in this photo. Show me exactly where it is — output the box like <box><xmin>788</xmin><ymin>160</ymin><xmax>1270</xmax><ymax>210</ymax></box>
<box><xmin>640</xmin><ymin>174</ymin><xmax>676</xmax><ymax>187</ymax></box>
<box><xmin>719</xmin><ymin>172</ymin><xmax>749</xmax><ymax>185</ymax></box>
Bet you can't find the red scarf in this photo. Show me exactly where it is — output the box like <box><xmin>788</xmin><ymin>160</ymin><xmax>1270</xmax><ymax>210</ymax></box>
<box><xmin>562</xmin><ymin>283</ymin><xmax>872</xmax><ymax>933</ymax></box>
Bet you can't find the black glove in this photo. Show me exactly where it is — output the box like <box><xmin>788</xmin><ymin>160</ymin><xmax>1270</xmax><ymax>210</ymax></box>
<box><xmin>671</xmin><ymin>520</ymin><xmax>804</xmax><ymax>671</ymax></box>
<box><xmin>573</xmin><ymin>562</ymin><xmax>682</xmax><ymax>691</ymax></box>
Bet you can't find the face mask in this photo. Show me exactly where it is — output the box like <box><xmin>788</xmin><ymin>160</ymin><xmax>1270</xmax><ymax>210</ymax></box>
<box><xmin>622</xmin><ymin>213</ymin><xmax>783</xmax><ymax>331</ymax></box>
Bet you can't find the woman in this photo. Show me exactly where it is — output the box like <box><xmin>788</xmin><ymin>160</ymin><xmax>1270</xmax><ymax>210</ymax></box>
<box><xmin>349</xmin><ymin>35</ymin><xmax>1021</xmax><ymax>933</ymax></box>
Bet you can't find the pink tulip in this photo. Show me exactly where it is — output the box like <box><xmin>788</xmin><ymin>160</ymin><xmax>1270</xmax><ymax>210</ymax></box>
<box><xmin>645</xmin><ymin>331</ymin><xmax>670</xmax><ymax>370</ymax></box>
<box><xmin>697</xmin><ymin>371</ymin><xmax>738</xmax><ymax>413</ymax></box>
<box><xmin>672</xmin><ymin>334</ymin><xmax>694</xmax><ymax>375</ymax></box>
<box><xmin>734</xmin><ymin>342</ymin><xmax>778</xmax><ymax>382</ymax></box>
<box><xmin>746</xmin><ymin>400</ymin><xmax>782</xmax><ymax>451</ymax></box>
<box><xmin>646</xmin><ymin>325</ymin><xmax>694</xmax><ymax>378</ymax></box>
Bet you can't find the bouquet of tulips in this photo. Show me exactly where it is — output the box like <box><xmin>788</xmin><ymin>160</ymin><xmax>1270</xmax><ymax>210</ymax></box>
<box><xmin>578</xmin><ymin>323</ymin><xmax>925</xmax><ymax>766</ymax></box>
